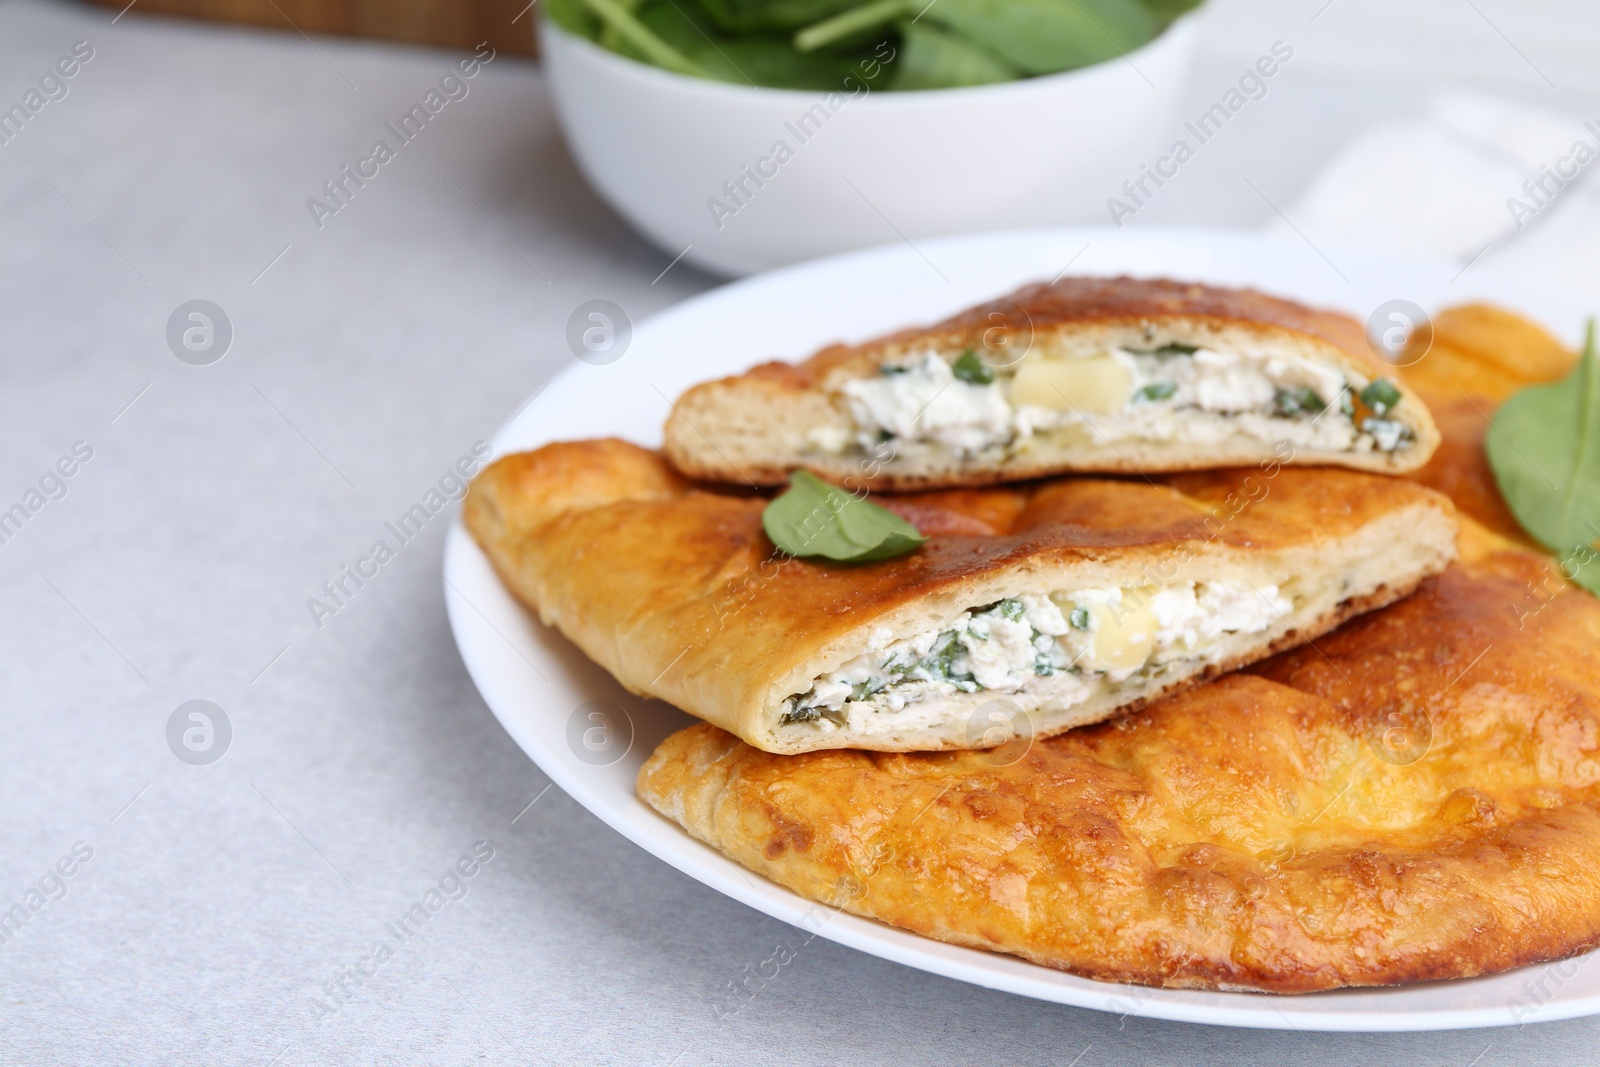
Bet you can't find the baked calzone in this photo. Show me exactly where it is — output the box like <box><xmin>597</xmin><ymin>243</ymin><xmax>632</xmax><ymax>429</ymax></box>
<box><xmin>464</xmin><ymin>439</ymin><xmax>1457</xmax><ymax>754</ymax></box>
<box><xmin>638</xmin><ymin>520</ymin><xmax>1600</xmax><ymax>992</ymax></box>
<box><xmin>663</xmin><ymin>276</ymin><xmax>1442</xmax><ymax>490</ymax></box>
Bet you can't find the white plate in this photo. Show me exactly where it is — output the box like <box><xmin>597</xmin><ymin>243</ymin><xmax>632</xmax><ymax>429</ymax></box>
<box><xmin>444</xmin><ymin>227</ymin><xmax>1595</xmax><ymax>1031</ymax></box>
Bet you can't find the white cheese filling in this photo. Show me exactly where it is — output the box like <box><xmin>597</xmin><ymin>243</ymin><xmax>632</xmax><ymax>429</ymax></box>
<box><xmin>782</xmin><ymin>582</ymin><xmax>1293</xmax><ymax>734</ymax></box>
<box><xmin>834</xmin><ymin>348</ymin><xmax>1412</xmax><ymax>458</ymax></box>
<box><xmin>839</xmin><ymin>352</ymin><xmax>1012</xmax><ymax>453</ymax></box>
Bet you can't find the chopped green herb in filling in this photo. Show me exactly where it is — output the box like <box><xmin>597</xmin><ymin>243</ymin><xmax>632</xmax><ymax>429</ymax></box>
<box><xmin>780</xmin><ymin>581</ymin><xmax>1297</xmax><ymax>732</ymax></box>
<box><xmin>1133</xmin><ymin>381</ymin><xmax>1178</xmax><ymax>404</ymax></box>
<box><xmin>951</xmin><ymin>349</ymin><xmax>996</xmax><ymax>385</ymax></box>
<box><xmin>1274</xmin><ymin>387</ymin><xmax>1326</xmax><ymax>417</ymax></box>
<box><xmin>1361</xmin><ymin>378</ymin><xmax>1403</xmax><ymax>416</ymax></box>
<box><xmin>782</xmin><ymin>597</ymin><xmax>1061</xmax><ymax>724</ymax></box>
<box><xmin>839</xmin><ymin>347</ymin><xmax>1417</xmax><ymax>464</ymax></box>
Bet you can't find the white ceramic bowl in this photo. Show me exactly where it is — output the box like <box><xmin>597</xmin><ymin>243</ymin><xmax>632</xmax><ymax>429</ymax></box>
<box><xmin>541</xmin><ymin>17</ymin><xmax>1198</xmax><ymax>276</ymax></box>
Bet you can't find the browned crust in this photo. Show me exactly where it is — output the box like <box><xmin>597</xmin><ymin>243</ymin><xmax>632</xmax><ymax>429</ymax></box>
<box><xmin>466</xmin><ymin>438</ymin><xmax>1459</xmax><ymax>753</ymax></box>
<box><xmin>1397</xmin><ymin>303</ymin><xmax>1579</xmax><ymax>548</ymax></box>
<box><xmin>806</xmin><ymin>275</ymin><xmax>1392</xmax><ymax>384</ymax></box>
<box><xmin>638</xmin><ymin>529</ymin><xmax>1600</xmax><ymax>993</ymax></box>
<box><xmin>663</xmin><ymin>276</ymin><xmax>1442</xmax><ymax>488</ymax></box>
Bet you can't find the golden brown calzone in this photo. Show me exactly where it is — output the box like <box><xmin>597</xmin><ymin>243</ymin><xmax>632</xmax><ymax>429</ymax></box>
<box><xmin>465</xmin><ymin>438</ymin><xmax>1456</xmax><ymax>754</ymax></box>
<box><xmin>638</xmin><ymin>521</ymin><xmax>1600</xmax><ymax>993</ymax></box>
<box><xmin>663</xmin><ymin>276</ymin><xmax>1442</xmax><ymax>490</ymax></box>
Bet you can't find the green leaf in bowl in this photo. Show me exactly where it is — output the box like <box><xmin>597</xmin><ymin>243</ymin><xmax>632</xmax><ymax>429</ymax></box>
<box><xmin>1488</xmin><ymin>319</ymin><xmax>1600</xmax><ymax>595</ymax></box>
<box><xmin>696</xmin><ymin>34</ymin><xmax>880</xmax><ymax>88</ymax></box>
<box><xmin>922</xmin><ymin>0</ymin><xmax>1155</xmax><ymax>75</ymax></box>
<box><xmin>762</xmin><ymin>470</ymin><xmax>927</xmax><ymax>562</ymax></box>
<box><xmin>694</xmin><ymin>0</ymin><xmax>862</xmax><ymax>33</ymax></box>
<box><xmin>579</xmin><ymin>0</ymin><xmax>709</xmax><ymax>75</ymax></box>
<box><xmin>794</xmin><ymin>0</ymin><xmax>913</xmax><ymax>51</ymax></box>
<box><xmin>547</xmin><ymin>0</ymin><xmax>604</xmax><ymax>39</ymax></box>
<box><xmin>1141</xmin><ymin>0</ymin><xmax>1204</xmax><ymax>30</ymax></box>
<box><xmin>627</xmin><ymin>0</ymin><xmax>888</xmax><ymax>90</ymax></box>
<box><xmin>891</xmin><ymin>20</ymin><xmax>1020</xmax><ymax>89</ymax></box>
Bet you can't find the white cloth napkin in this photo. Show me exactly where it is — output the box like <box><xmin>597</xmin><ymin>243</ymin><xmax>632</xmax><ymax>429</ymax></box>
<box><xmin>1269</xmin><ymin>89</ymin><xmax>1600</xmax><ymax>301</ymax></box>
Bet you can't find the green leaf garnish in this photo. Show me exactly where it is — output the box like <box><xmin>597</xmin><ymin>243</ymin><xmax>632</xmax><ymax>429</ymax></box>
<box><xmin>762</xmin><ymin>470</ymin><xmax>927</xmax><ymax>562</ymax></box>
<box><xmin>1561</xmin><ymin>547</ymin><xmax>1600</xmax><ymax>595</ymax></box>
<box><xmin>1360</xmin><ymin>378</ymin><xmax>1403</xmax><ymax>417</ymax></box>
<box><xmin>951</xmin><ymin>349</ymin><xmax>996</xmax><ymax>385</ymax></box>
<box><xmin>1133</xmin><ymin>382</ymin><xmax>1177</xmax><ymax>403</ymax></box>
<box><xmin>1489</xmin><ymin>319</ymin><xmax>1600</xmax><ymax>597</ymax></box>
<box><xmin>1274</xmin><ymin>387</ymin><xmax>1326</xmax><ymax>417</ymax></box>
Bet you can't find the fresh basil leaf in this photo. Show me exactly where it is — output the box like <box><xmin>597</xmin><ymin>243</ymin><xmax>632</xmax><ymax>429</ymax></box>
<box><xmin>1560</xmin><ymin>547</ymin><xmax>1600</xmax><ymax>596</ymax></box>
<box><xmin>763</xmin><ymin>470</ymin><xmax>927</xmax><ymax>561</ymax></box>
<box><xmin>952</xmin><ymin>349</ymin><xmax>997</xmax><ymax>384</ymax></box>
<box><xmin>1489</xmin><ymin>319</ymin><xmax>1600</xmax><ymax>590</ymax></box>
<box><xmin>891</xmin><ymin>21</ymin><xmax>1020</xmax><ymax>89</ymax></box>
<box><xmin>922</xmin><ymin>0</ymin><xmax>1154</xmax><ymax>75</ymax></box>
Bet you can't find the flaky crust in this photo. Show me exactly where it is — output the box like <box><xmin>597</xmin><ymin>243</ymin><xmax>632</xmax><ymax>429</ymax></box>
<box><xmin>465</xmin><ymin>438</ymin><xmax>1457</xmax><ymax>753</ymax></box>
<box><xmin>663</xmin><ymin>276</ymin><xmax>1442</xmax><ymax>489</ymax></box>
<box><xmin>1399</xmin><ymin>302</ymin><xmax>1579</xmax><ymax>548</ymax></box>
<box><xmin>638</xmin><ymin>523</ymin><xmax>1600</xmax><ymax>993</ymax></box>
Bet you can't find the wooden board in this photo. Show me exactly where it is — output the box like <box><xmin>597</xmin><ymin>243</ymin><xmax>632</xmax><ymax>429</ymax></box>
<box><xmin>93</xmin><ymin>0</ymin><xmax>540</xmax><ymax>56</ymax></box>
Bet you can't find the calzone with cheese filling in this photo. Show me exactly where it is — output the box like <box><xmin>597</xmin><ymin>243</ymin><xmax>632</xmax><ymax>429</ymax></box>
<box><xmin>637</xmin><ymin>520</ymin><xmax>1600</xmax><ymax>992</ymax></box>
<box><xmin>663</xmin><ymin>276</ymin><xmax>1441</xmax><ymax>490</ymax></box>
<box><xmin>464</xmin><ymin>438</ymin><xmax>1457</xmax><ymax>754</ymax></box>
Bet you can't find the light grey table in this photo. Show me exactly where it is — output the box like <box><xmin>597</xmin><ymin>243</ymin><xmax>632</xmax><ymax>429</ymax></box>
<box><xmin>1</xmin><ymin>1</ymin><xmax>1595</xmax><ymax>1062</ymax></box>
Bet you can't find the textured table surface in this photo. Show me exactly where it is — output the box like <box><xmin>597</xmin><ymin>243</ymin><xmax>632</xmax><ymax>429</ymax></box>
<box><xmin>2</xmin><ymin>0</ymin><xmax>1598</xmax><ymax>1062</ymax></box>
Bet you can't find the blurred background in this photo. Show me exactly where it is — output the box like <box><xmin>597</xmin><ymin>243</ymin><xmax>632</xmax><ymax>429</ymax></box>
<box><xmin>74</xmin><ymin>0</ymin><xmax>1596</xmax><ymax>280</ymax></box>
<box><xmin>84</xmin><ymin>0</ymin><xmax>1600</xmax><ymax>94</ymax></box>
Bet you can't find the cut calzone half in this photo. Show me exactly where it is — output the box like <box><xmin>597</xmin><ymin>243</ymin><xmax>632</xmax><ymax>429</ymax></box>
<box><xmin>464</xmin><ymin>438</ymin><xmax>1458</xmax><ymax>754</ymax></box>
<box><xmin>636</xmin><ymin>522</ymin><xmax>1600</xmax><ymax>993</ymax></box>
<box><xmin>664</xmin><ymin>276</ymin><xmax>1442</xmax><ymax>490</ymax></box>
